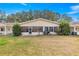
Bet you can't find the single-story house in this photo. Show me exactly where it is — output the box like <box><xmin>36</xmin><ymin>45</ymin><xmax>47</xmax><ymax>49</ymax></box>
<box><xmin>0</xmin><ymin>18</ymin><xmax>79</xmax><ymax>35</ymax></box>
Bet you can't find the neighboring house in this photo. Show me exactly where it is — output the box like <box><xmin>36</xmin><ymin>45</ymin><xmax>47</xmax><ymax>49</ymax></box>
<box><xmin>70</xmin><ymin>22</ymin><xmax>79</xmax><ymax>35</ymax></box>
<box><xmin>0</xmin><ymin>18</ymin><xmax>79</xmax><ymax>35</ymax></box>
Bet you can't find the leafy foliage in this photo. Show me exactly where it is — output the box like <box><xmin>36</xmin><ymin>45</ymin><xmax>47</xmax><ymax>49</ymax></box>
<box><xmin>58</xmin><ymin>19</ymin><xmax>70</xmax><ymax>35</ymax></box>
<box><xmin>7</xmin><ymin>10</ymin><xmax>72</xmax><ymax>22</ymax></box>
<box><xmin>0</xmin><ymin>10</ymin><xmax>72</xmax><ymax>23</ymax></box>
<box><xmin>0</xmin><ymin>10</ymin><xmax>7</xmax><ymax>22</ymax></box>
<box><xmin>12</xmin><ymin>24</ymin><xmax>21</xmax><ymax>36</ymax></box>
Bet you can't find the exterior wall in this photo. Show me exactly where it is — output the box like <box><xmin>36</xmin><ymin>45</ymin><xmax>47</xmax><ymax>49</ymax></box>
<box><xmin>22</xmin><ymin>32</ymin><xmax>57</xmax><ymax>36</ymax></box>
<box><xmin>50</xmin><ymin>32</ymin><xmax>57</xmax><ymax>35</ymax></box>
<box><xmin>0</xmin><ymin>26</ymin><xmax>13</xmax><ymax>35</ymax></box>
<box><xmin>0</xmin><ymin>29</ymin><xmax>12</xmax><ymax>35</ymax></box>
<box><xmin>77</xmin><ymin>32</ymin><xmax>79</xmax><ymax>35</ymax></box>
<box><xmin>70</xmin><ymin>25</ymin><xmax>79</xmax><ymax>35</ymax></box>
<box><xmin>5</xmin><ymin>26</ymin><xmax>13</xmax><ymax>35</ymax></box>
<box><xmin>0</xmin><ymin>31</ymin><xmax>5</xmax><ymax>35</ymax></box>
<box><xmin>75</xmin><ymin>26</ymin><xmax>79</xmax><ymax>35</ymax></box>
<box><xmin>22</xmin><ymin>32</ymin><xmax>43</xmax><ymax>36</ymax></box>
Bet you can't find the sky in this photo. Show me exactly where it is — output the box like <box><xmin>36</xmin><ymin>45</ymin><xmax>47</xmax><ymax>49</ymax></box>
<box><xmin>0</xmin><ymin>3</ymin><xmax>79</xmax><ymax>21</ymax></box>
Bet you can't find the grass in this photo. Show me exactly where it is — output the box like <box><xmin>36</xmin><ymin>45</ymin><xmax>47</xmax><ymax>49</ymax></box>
<box><xmin>0</xmin><ymin>35</ymin><xmax>79</xmax><ymax>56</ymax></box>
<box><xmin>0</xmin><ymin>39</ymin><xmax>8</xmax><ymax>45</ymax></box>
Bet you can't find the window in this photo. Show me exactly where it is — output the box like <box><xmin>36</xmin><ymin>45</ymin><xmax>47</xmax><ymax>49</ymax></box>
<box><xmin>49</xmin><ymin>27</ymin><xmax>53</xmax><ymax>32</ymax></box>
<box><xmin>1</xmin><ymin>28</ymin><xmax>4</xmax><ymax>31</ymax></box>
<box><xmin>21</xmin><ymin>27</ymin><xmax>29</xmax><ymax>32</ymax></box>
<box><xmin>32</xmin><ymin>27</ymin><xmax>38</xmax><ymax>32</ymax></box>
<box><xmin>54</xmin><ymin>27</ymin><xmax>58</xmax><ymax>32</ymax></box>
<box><xmin>32</xmin><ymin>26</ymin><xmax>43</xmax><ymax>32</ymax></box>
<box><xmin>45</xmin><ymin>27</ymin><xmax>49</xmax><ymax>31</ymax></box>
<box><xmin>49</xmin><ymin>27</ymin><xmax>58</xmax><ymax>32</ymax></box>
<box><xmin>39</xmin><ymin>27</ymin><xmax>43</xmax><ymax>32</ymax></box>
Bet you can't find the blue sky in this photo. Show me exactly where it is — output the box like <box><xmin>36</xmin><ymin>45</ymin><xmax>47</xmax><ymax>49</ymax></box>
<box><xmin>0</xmin><ymin>3</ymin><xmax>79</xmax><ymax>21</ymax></box>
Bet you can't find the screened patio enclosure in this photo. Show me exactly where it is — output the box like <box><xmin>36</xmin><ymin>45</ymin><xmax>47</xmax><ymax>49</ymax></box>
<box><xmin>21</xmin><ymin>26</ymin><xmax>58</xmax><ymax>35</ymax></box>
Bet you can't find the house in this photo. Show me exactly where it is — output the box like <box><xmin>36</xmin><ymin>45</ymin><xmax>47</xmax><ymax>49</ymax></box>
<box><xmin>20</xmin><ymin>18</ymin><xmax>59</xmax><ymax>35</ymax></box>
<box><xmin>70</xmin><ymin>22</ymin><xmax>79</xmax><ymax>35</ymax></box>
<box><xmin>0</xmin><ymin>18</ymin><xmax>79</xmax><ymax>35</ymax></box>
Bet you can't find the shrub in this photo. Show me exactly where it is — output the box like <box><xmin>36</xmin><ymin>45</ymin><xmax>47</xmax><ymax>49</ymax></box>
<box><xmin>58</xmin><ymin>19</ymin><xmax>70</xmax><ymax>35</ymax></box>
<box><xmin>12</xmin><ymin>24</ymin><xmax>21</xmax><ymax>36</ymax></box>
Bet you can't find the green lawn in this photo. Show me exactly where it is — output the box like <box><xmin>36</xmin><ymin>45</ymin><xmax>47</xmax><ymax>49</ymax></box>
<box><xmin>0</xmin><ymin>35</ymin><xmax>79</xmax><ymax>56</ymax></box>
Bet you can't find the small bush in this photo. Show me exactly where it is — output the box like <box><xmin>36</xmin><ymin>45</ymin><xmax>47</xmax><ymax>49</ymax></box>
<box><xmin>58</xmin><ymin>19</ymin><xmax>70</xmax><ymax>35</ymax></box>
<box><xmin>13</xmin><ymin>24</ymin><xmax>21</xmax><ymax>36</ymax></box>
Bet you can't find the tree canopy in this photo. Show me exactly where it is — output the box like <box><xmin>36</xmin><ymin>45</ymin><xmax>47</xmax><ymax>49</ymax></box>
<box><xmin>58</xmin><ymin>18</ymin><xmax>70</xmax><ymax>35</ymax></box>
<box><xmin>0</xmin><ymin>10</ymin><xmax>72</xmax><ymax>23</ymax></box>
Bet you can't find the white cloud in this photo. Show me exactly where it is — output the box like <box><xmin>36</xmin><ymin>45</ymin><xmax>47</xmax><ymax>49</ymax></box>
<box><xmin>71</xmin><ymin>5</ymin><xmax>79</xmax><ymax>10</ymax></box>
<box><xmin>72</xmin><ymin>17</ymin><xmax>79</xmax><ymax>22</ymax></box>
<box><xmin>67</xmin><ymin>5</ymin><xmax>79</xmax><ymax>15</ymax></box>
<box><xmin>67</xmin><ymin>11</ymin><xmax>79</xmax><ymax>14</ymax></box>
<box><xmin>20</xmin><ymin>3</ymin><xmax>27</xmax><ymax>6</ymax></box>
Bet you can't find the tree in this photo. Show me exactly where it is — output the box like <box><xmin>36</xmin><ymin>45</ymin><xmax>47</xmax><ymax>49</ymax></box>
<box><xmin>7</xmin><ymin>10</ymin><xmax>72</xmax><ymax>22</ymax></box>
<box><xmin>62</xmin><ymin>14</ymin><xmax>72</xmax><ymax>22</ymax></box>
<box><xmin>0</xmin><ymin>10</ymin><xmax>7</xmax><ymax>22</ymax></box>
<box><xmin>58</xmin><ymin>19</ymin><xmax>70</xmax><ymax>35</ymax></box>
<box><xmin>12</xmin><ymin>24</ymin><xmax>21</xmax><ymax>36</ymax></box>
<box><xmin>33</xmin><ymin>10</ymin><xmax>42</xmax><ymax>19</ymax></box>
<box><xmin>7</xmin><ymin>14</ymin><xmax>17</xmax><ymax>22</ymax></box>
